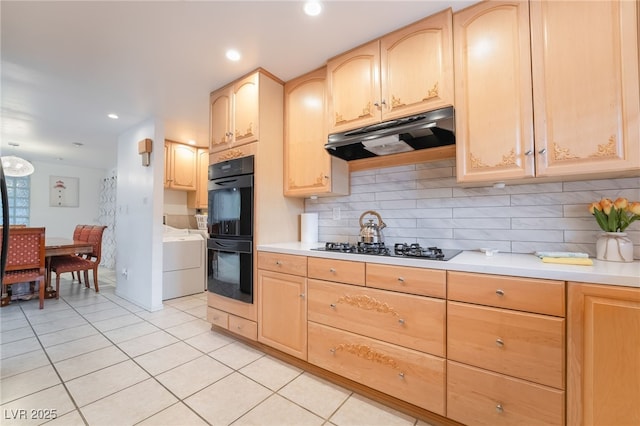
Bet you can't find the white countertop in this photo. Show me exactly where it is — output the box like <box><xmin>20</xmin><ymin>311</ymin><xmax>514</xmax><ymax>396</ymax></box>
<box><xmin>257</xmin><ymin>242</ymin><xmax>640</xmax><ymax>288</ymax></box>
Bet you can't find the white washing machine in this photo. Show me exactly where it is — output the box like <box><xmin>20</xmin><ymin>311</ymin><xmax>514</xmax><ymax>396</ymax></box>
<box><xmin>162</xmin><ymin>227</ymin><xmax>205</xmax><ymax>300</ymax></box>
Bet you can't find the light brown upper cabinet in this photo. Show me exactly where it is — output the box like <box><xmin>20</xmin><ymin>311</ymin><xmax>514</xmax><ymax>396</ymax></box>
<box><xmin>327</xmin><ymin>9</ymin><xmax>454</xmax><ymax>135</ymax></box>
<box><xmin>284</xmin><ymin>67</ymin><xmax>348</xmax><ymax>198</ymax></box>
<box><xmin>530</xmin><ymin>0</ymin><xmax>639</xmax><ymax>177</ymax></box>
<box><xmin>187</xmin><ymin>148</ymin><xmax>209</xmax><ymax>209</ymax></box>
<box><xmin>209</xmin><ymin>71</ymin><xmax>260</xmax><ymax>153</ymax></box>
<box><xmin>164</xmin><ymin>140</ymin><xmax>197</xmax><ymax>191</ymax></box>
<box><xmin>455</xmin><ymin>0</ymin><xmax>640</xmax><ymax>184</ymax></box>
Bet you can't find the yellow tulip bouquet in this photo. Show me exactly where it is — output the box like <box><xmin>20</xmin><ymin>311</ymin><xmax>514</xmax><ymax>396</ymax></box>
<box><xmin>588</xmin><ymin>197</ymin><xmax>640</xmax><ymax>232</ymax></box>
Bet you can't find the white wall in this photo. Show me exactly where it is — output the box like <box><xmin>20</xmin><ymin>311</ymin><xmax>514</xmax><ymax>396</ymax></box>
<box><xmin>115</xmin><ymin>118</ymin><xmax>165</xmax><ymax>311</ymax></box>
<box><xmin>307</xmin><ymin>159</ymin><xmax>640</xmax><ymax>259</ymax></box>
<box><xmin>30</xmin><ymin>161</ymin><xmax>106</xmax><ymax>237</ymax></box>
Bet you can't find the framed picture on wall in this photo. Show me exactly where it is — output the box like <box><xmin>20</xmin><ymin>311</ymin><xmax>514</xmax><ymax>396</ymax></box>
<box><xmin>49</xmin><ymin>176</ymin><xmax>79</xmax><ymax>207</ymax></box>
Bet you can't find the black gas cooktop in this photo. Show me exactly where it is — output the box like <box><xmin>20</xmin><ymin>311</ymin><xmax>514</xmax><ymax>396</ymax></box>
<box><xmin>312</xmin><ymin>242</ymin><xmax>462</xmax><ymax>261</ymax></box>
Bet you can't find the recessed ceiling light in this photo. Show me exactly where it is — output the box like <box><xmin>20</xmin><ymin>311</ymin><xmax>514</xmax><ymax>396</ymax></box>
<box><xmin>72</xmin><ymin>142</ymin><xmax>84</xmax><ymax>147</ymax></box>
<box><xmin>107</xmin><ymin>113</ymin><xmax>119</xmax><ymax>119</ymax></box>
<box><xmin>226</xmin><ymin>49</ymin><xmax>241</xmax><ymax>61</ymax></box>
<box><xmin>304</xmin><ymin>1</ymin><xmax>322</xmax><ymax>16</ymax></box>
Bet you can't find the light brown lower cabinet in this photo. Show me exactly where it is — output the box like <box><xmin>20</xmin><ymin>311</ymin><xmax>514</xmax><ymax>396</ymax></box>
<box><xmin>308</xmin><ymin>321</ymin><xmax>446</xmax><ymax>415</ymax></box>
<box><xmin>567</xmin><ymin>282</ymin><xmax>640</xmax><ymax>426</ymax></box>
<box><xmin>257</xmin><ymin>269</ymin><xmax>307</xmax><ymax>360</ymax></box>
<box><xmin>447</xmin><ymin>301</ymin><xmax>565</xmax><ymax>389</ymax></box>
<box><xmin>307</xmin><ymin>278</ymin><xmax>445</xmax><ymax>356</ymax></box>
<box><xmin>447</xmin><ymin>361</ymin><xmax>564</xmax><ymax>426</ymax></box>
<box><xmin>207</xmin><ymin>306</ymin><xmax>257</xmax><ymax>341</ymax></box>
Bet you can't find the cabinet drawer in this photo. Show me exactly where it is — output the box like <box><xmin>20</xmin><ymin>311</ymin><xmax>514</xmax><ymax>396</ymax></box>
<box><xmin>207</xmin><ymin>307</ymin><xmax>228</xmax><ymax>329</ymax></box>
<box><xmin>448</xmin><ymin>302</ymin><xmax>565</xmax><ymax>389</ymax></box>
<box><xmin>308</xmin><ymin>322</ymin><xmax>445</xmax><ymax>415</ymax></box>
<box><xmin>228</xmin><ymin>315</ymin><xmax>257</xmax><ymax>341</ymax></box>
<box><xmin>258</xmin><ymin>252</ymin><xmax>307</xmax><ymax>276</ymax></box>
<box><xmin>308</xmin><ymin>257</ymin><xmax>365</xmax><ymax>286</ymax></box>
<box><xmin>447</xmin><ymin>271</ymin><xmax>565</xmax><ymax>316</ymax></box>
<box><xmin>366</xmin><ymin>263</ymin><xmax>446</xmax><ymax>298</ymax></box>
<box><xmin>308</xmin><ymin>279</ymin><xmax>445</xmax><ymax>356</ymax></box>
<box><xmin>447</xmin><ymin>361</ymin><xmax>564</xmax><ymax>426</ymax></box>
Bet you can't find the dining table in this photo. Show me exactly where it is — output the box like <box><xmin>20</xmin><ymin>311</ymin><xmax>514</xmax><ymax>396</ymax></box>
<box><xmin>44</xmin><ymin>237</ymin><xmax>93</xmax><ymax>297</ymax></box>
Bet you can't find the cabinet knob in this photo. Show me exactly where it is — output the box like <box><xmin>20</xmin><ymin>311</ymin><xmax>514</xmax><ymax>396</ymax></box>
<box><xmin>299</xmin><ymin>293</ymin><xmax>305</xmax><ymax>298</ymax></box>
<box><xmin>495</xmin><ymin>289</ymin><xmax>505</xmax><ymax>296</ymax></box>
<box><xmin>329</xmin><ymin>348</ymin><xmax>336</xmax><ymax>355</ymax></box>
<box><xmin>374</xmin><ymin>101</ymin><xmax>380</xmax><ymax>107</ymax></box>
<box><xmin>538</xmin><ymin>148</ymin><xmax>547</xmax><ymax>155</ymax></box>
<box><xmin>381</xmin><ymin>100</ymin><xmax>387</xmax><ymax>106</ymax></box>
<box><xmin>398</xmin><ymin>372</ymin><xmax>405</xmax><ymax>380</ymax></box>
<box><xmin>397</xmin><ymin>277</ymin><xmax>405</xmax><ymax>283</ymax></box>
<box><xmin>275</xmin><ymin>260</ymin><xmax>282</xmax><ymax>266</ymax></box>
<box><xmin>524</xmin><ymin>150</ymin><xmax>533</xmax><ymax>156</ymax></box>
<box><xmin>398</xmin><ymin>318</ymin><xmax>405</xmax><ymax>325</ymax></box>
<box><xmin>496</xmin><ymin>403</ymin><xmax>504</xmax><ymax>414</ymax></box>
<box><xmin>496</xmin><ymin>338</ymin><xmax>504</xmax><ymax>347</ymax></box>
<box><xmin>329</xmin><ymin>268</ymin><xmax>336</xmax><ymax>273</ymax></box>
<box><xmin>330</xmin><ymin>303</ymin><xmax>337</xmax><ymax>309</ymax></box>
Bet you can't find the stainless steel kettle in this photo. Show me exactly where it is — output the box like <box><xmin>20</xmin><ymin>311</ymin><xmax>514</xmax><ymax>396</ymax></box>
<box><xmin>359</xmin><ymin>210</ymin><xmax>386</xmax><ymax>244</ymax></box>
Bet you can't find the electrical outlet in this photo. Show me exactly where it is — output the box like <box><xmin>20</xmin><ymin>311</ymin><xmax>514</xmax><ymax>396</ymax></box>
<box><xmin>332</xmin><ymin>207</ymin><xmax>341</xmax><ymax>220</ymax></box>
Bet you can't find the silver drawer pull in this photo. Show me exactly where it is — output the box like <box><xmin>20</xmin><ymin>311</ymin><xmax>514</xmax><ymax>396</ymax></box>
<box><xmin>496</xmin><ymin>338</ymin><xmax>504</xmax><ymax>347</ymax></box>
<box><xmin>398</xmin><ymin>372</ymin><xmax>405</xmax><ymax>380</ymax></box>
<box><xmin>398</xmin><ymin>319</ymin><xmax>405</xmax><ymax>325</ymax></box>
<box><xmin>495</xmin><ymin>289</ymin><xmax>505</xmax><ymax>296</ymax></box>
<box><xmin>397</xmin><ymin>277</ymin><xmax>405</xmax><ymax>283</ymax></box>
<box><xmin>496</xmin><ymin>403</ymin><xmax>504</xmax><ymax>413</ymax></box>
<box><xmin>330</xmin><ymin>303</ymin><xmax>337</xmax><ymax>309</ymax></box>
<box><xmin>329</xmin><ymin>268</ymin><xmax>336</xmax><ymax>273</ymax></box>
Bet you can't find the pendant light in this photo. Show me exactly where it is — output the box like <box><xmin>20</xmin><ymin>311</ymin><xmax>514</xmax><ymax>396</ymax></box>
<box><xmin>1</xmin><ymin>143</ymin><xmax>35</xmax><ymax>177</ymax></box>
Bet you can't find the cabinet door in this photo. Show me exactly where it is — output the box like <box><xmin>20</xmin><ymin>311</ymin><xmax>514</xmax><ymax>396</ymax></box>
<box><xmin>530</xmin><ymin>0</ymin><xmax>640</xmax><ymax>176</ymax></box>
<box><xmin>163</xmin><ymin>142</ymin><xmax>170</xmax><ymax>188</ymax></box>
<box><xmin>567</xmin><ymin>282</ymin><xmax>640</xmax><ymax>426</ymax></box>
<box><xmin>187</xmin><ymin>148</ymin><xmax>209</xmax><ymax>209</ymax></box>
<box><xmin>381</xmin><ymin>9</ymin><xmax>454</xmax><ymax>121</ymax></box>
<box><xmin>257</xmin><ymin>270</ymin><xmax>307</xmax><ymax>360</ymax></box>
<box><xmin>454</xmin><ymin>1</ymin><xmax>535</xmax><ymax>183</ymax></box>
<box><xmin>210</xmin><ymin>86</ymin><xmax>233</xmax><ymax>152</ymax></box>
<box><xmin>327</xmin><ymin>41</ymin><xmax>381</xmax><ymax>134</ymax></box>
<box><xmin>233</xmin><ymin>72</ymin><xmax>259</xmax><ymax>147</ymax></box>
<box><xmin>284</xmin><ymin>68</ymin><xmax>330</xmax><ymax>196</ymax></box>
<box><xmin>169</xmin><ymin>143</ymin><xmax>197</xmax><ymax>190</ymax></box>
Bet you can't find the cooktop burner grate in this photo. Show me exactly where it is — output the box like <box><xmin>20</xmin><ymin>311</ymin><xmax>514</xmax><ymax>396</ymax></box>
<box><xmin>315</xmin><ymin>242</ymin><xmax>461</xmax><ymax>261</ymax></box>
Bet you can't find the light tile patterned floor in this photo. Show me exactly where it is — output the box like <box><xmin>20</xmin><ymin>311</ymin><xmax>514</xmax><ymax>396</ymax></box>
<box><xmin>0</xmin><ymin>268</ymin><xmax>434</xmax><ymax>426</ymax></box>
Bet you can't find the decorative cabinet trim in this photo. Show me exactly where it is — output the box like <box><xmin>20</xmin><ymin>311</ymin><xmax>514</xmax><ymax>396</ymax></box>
<box><xmin>423</xmin><ymin>81</ymin><xmax>439</xmax><ymax>101</ymax></box>
<box><xmin>236</xmin><ymin>123</ymin><xmax>254</xmax><ymax>140</ymax></box>
<box><xmin>470</xmin><ymin>149</ymin><xmax>517</xmax><ymax>169</ymax></box>
<box><xmin>218</xmin><ymin>149</ymin><xmax>245</xmax><ymax>161</ymax></box>
<box><xmin>336</xmin><ymin>294</ymin><xmax>400</xmax><ymax>318</ymax></box>
<box><xmin>334</xmin><ymin>343</ymin><xmax>400</xmax><ymax>369</ymax></box>
<box><xmin>288</xmin><ymin>173</ymin><xmax>326</xmax><ymax>190</ymax></box>
<box><xmin>589</xmin><ymin>136</ymin><xmax>617</xmax><ymax>158</ymax></box>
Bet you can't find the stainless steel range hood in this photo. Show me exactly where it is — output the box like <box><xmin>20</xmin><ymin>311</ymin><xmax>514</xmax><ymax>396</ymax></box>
<box><xmin>325</xmin><ymin>106</ymin><xmax>455</xmax><ymax>161</ymax></box>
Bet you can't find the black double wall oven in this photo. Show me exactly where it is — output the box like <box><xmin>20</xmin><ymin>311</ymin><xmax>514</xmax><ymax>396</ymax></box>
<box><xmin>207</xmin><ymin>156</ymin><xmax>254</xmax><ymax>303</ymax></box>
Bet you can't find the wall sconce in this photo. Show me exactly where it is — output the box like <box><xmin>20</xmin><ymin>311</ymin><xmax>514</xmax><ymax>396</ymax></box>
<box><xmin>138</xmin><ymin>138</ymin><xmax>152</xmax><ymax>167</ymax></box>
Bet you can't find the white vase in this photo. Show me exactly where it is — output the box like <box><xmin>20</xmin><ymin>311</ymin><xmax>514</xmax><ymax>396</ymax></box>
<box><xmin>596</xmin><ymin>232</ymin><xmax>634</xmax><ymax>262</ymax></box>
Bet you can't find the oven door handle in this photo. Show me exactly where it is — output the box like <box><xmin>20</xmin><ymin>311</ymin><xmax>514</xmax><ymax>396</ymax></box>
<box><xmin>208</xmin><ymin>238</ymin><xmax>252</xmax><ymax>254</ymax></box>
<box><xmin>209</xmin><ymin>174</ymin><xmax>253</xmax><ymax>190</ymax></box>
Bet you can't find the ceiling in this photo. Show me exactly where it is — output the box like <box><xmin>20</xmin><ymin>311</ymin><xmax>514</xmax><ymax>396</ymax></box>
<box><xmin>1</xmin><ymin>0</ymin><xmax>476</xmax><ymax>171</ymax></box>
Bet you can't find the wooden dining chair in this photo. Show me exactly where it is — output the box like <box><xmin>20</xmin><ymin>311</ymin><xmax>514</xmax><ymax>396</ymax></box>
<box><xmin>0</xmin><ymin>227</ymin><xmax>46</xmax><ymax>309</ymax></box>
<box><xmin>50</xmin><ymin>225</ymin><xmax>107</xmax><ymax>298</ymax></box>
<box><xmin>70</xmin><ymin>224</ymin><xmax>87</xmax><ymax>284</ymax></box>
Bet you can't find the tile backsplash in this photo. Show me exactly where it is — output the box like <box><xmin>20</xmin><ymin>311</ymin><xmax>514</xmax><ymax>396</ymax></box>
<box><xmin>304</xmin><ymin>159</ymin><xmax>640</xmax><ymax>259</ymax></box>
